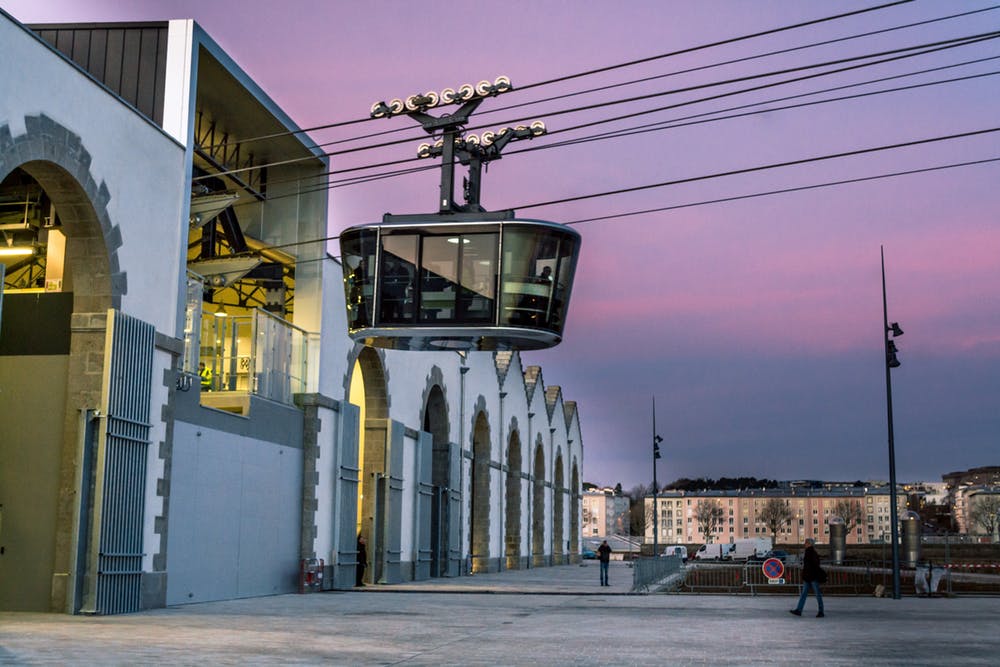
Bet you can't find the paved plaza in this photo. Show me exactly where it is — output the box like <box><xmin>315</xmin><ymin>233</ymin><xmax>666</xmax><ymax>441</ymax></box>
<box><xmin>2</xmin><ymin>561</ymin><xmax>998</xmax><ymax>665</ymax></box>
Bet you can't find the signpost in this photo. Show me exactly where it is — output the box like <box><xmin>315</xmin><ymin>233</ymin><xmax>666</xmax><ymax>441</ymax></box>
<box><xmin>762</xmin><ymin>557</ymin><xmax>785</xmax><ymax>584</ymax></box>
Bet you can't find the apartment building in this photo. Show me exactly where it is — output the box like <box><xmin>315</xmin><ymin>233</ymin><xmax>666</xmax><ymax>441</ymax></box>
<box><xmin>644</xmin><ymin>487</ymin><xmax>907</xmax><ymax>546</ymax></box>
<box><xmin>581</xmin><ymin>489</ymin><xmax>630</xmax><ymax>538</ymax></box>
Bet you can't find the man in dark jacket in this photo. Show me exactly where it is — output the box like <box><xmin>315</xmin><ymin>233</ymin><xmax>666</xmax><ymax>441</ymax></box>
<box><xmin>790</xmin><ymin>537</ymin><xmax>825</xmax><ymax>617</ymax></box>
<box><xmin>597</xmin><ymin>540</ymin><xmax>612</xmax><ymax>586</ymax></box>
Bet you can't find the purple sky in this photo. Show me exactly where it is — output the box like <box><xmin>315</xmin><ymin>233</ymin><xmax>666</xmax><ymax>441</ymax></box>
<box><xmin>8</xmin><ymin>1</ymin><xmax>999</xmax><ymax>489</ymax></box>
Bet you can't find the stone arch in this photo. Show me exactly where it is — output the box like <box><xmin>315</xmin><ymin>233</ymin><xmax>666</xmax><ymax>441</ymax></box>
<box><xmin>553</xmin><ymin>449</ymin><xmax>565</xmax><ymax>564</ymax></box>
<box><xmin>469</xmin><ymin>410</ymin><xmax>492</xmax><ymax>573</ymax></box>
<box><xmin>0</xmin><ymin>117</ymin><xmax>121</xmax><ymax>612</ymax></box>
<box><xmin>421</xmin><ymin>369</ymin><xmax>451</xmax><ymax>578</ymax></box>
<box><xmin>347</xmin><ymin>345</ymin><xmax>390</xmax><ymax>584</ymax></box>
<box><xmin>569</xmin><ymin>460</ymin><xmax>580</xmax><ymax>562</ymax></box>
<box><xmin>531</xmin><ymin>438</ymin><xmax>546</xmax><ymax>567</ymax></box>
<box><xmin>504</xmin><ymin>425</ymin><xmax>522</xmax><ymax>569</ymax></box>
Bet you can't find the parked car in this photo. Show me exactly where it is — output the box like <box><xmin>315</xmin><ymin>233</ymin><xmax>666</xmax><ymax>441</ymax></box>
<box><xmin>750</xmin><ymin>549</ymin><xmax>789</xmax><ymax>563</ymax></box>
<box><xmin>581</xmin><ymin>548</ymin><xmax>597</xmax><ymax>560</ymax></box>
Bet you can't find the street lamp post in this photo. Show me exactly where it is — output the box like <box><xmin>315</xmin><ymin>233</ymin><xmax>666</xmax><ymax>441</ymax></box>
<box><xmin>882</xmin><ymin>246</ymin><xmax>904</xmax><ymax>600</ymax></box>
<box><xmin>652</xmin><ymin>397</ymin><xmax>662</xmax><ymax>558</ymax></box>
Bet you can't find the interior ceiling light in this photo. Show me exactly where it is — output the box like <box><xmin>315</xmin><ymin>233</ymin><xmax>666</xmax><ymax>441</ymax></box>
<box><xmin>214</xmin><ymin>303</ymin><xmax>228</xmax><ymax>317</ymax></box>
<box><xmin>0</xmin><ymin>246</ymin><xmax>34</xmax><ymax>257</ymax></box>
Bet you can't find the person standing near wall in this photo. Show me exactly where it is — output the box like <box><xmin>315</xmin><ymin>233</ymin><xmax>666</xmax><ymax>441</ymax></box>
<box><xmin>356</xmin><ymin>535</ymin><xmax>368</xmax><ymax>587</ymax></box>
<box><xmin>597</xmin><ymin>540</ymin><xmax>612</xmax><ymax>587</ymax></box>
<box><xmin>790</xmin><ymin>537</ymin><xmax>826</xmax><ymax>617</ymax></box>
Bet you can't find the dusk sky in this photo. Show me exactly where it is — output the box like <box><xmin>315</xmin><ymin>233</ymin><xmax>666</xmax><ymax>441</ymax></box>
<box><xmin>7</xmin><ymin>1</ymin><xmax>998</xmax><ymax>489</ymax></box>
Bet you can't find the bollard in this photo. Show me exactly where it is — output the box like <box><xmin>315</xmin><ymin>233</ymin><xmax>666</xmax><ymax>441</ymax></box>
<box><xmin>901</xmin><ymin>511</ymin><xmax>921</xmax><ymax>568</ymax></box>
<box><xmin>829</xmin><ymin>516</ymin><xmax>847</xmax><ymax>565</ymax></box>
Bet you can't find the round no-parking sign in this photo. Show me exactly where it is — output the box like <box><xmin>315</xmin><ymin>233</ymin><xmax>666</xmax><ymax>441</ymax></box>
<box><xmin>762</xmin><ymin>557</ymin><xmax>785</xmax><ymax>581</ymax></box>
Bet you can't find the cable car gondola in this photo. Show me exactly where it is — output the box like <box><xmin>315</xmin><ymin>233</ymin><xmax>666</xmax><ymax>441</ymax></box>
<box><xmin>340</xmin><ymin>214</ymin><xmax>580</xmax><ymax>350</ymax></box>
<box><xmin>341</xmin><ymin>77</ymin><xmax>581</xmax><ymax>351</ymax></box>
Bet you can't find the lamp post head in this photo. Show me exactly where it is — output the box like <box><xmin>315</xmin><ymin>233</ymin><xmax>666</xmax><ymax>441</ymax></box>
<box><xmin>889</xmin><ymin>322</ymin><xmax>904</xmax><ymax>337</ymax></box>
<box><xmin>887</xmin><ymin>339</ymin><xmax>901</xmax><ymax>368</ymax></box>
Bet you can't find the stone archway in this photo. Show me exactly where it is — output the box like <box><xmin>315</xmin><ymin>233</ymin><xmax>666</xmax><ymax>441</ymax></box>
<box><xmin>348</xmin><ymin>346</ymin><xmax>389</xmax><ymax>584</ymax></box>
<box><xmin>469</xmin><ymin>411</ymin><xmax>491</xmax><ymax>573</ymax></box>
<box><xmin>0</xmin><ymin>117</ymin><xmax>124</xmax><ymax>612</ymax></box>
<box><xmin>504</xmin><ymin>427</ymin><xmax>522</xmax><ymax>569</ymax></box>
<box><xmin>553</xmin><ymin>451</ymin><xmax>564</xmax><ymax>564</ymax></box>
<box><xmin>531</xmin><ymin>440</ymin><xmax>546</xmax><ymax>567</ymax></box>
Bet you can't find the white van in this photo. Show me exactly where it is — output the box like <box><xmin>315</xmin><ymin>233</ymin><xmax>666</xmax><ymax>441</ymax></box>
<box><xmin>660</xmin><ymin>545</ymin><xmax>688</xmax><ymax>562</ymax></box>
<box><xmin>729</xmin><ymin>537</ymin><xmax>772</xmax><ymax>560</ymax></box>
<box><xmin>694</xmin><ymin>543</ymin><xmax>733</xmax><ymax>560</ymax></box>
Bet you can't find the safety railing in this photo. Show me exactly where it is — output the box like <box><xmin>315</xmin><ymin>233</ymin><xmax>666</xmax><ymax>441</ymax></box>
<box><xmin>631</xmin><ymin>556</ymin><xmax>683</xmax><ymax>593</ymax></box>
<box><xmin>673</xmin><ymin>558</ymin><xmax>1000</xmax><ymax>596</ymax></box>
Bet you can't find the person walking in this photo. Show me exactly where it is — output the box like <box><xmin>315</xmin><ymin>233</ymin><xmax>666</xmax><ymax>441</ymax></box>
<box><xmin>790</xmin><ymin>537</ymin><xmax>826</xmax><ymax>617</ymax></box>
<box><xmin>597</xmin><ymin>540</ymin><xmax>612</xmax><ymax>587</ymax></box>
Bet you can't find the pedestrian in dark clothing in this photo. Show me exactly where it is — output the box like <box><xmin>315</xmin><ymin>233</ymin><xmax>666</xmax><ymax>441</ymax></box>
<box><xmin>790</xmin><ymin>537</ymin><xmax>825</xmax><ymax>617</ymax></box>
<box><xmin>597</xmin><ymin>540</ymin><xmax>612</xmax><ymax>586</ymax></box>
<box><xmin>356</xmin><ymin>535</ymin><xmax>368</xmax><ymax>587</ymax></box>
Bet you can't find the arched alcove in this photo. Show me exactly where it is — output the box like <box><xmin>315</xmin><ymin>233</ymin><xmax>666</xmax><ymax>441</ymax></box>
<box><xmin>469</xmin><ymin>411</ymin><xmax>491</xmax><ymax>573</ymax></box>
<box><xmin>504</xmin><ymin>428</ymin><xmax>522</xmax><ymax>569</ymax></box>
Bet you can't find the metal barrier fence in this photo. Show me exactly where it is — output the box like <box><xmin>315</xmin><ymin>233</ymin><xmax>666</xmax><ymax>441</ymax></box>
<box><xmin>671</xmin><ymin>559</ymin><xmax>1000</xmax><ymax>596</ymax></box>
<box><xmin>631</xmin><ymin>556</ymin><xmax>683</xmax><ymax>592</ymax></box>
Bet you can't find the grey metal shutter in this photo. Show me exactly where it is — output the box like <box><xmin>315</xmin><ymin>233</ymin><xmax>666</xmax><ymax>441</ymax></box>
<box><xmin>414</xmin><ymin>430</ymin><xmax>433</xmax><ymax>580</ymax></box>
<box><xmin>333</xmin><ymin>401</ymin><xmax>360</xmax><ymax>590</ymax></box>
<box><xmin>381</xmin><ymin>420</ymin><xmax>404</xmax><ymax>583</ymax></box>
<box><xmin>446</xmin><ymin>442</ymin><xmax>463</xmax><ymax>577</ymax></box>
<box><xmin>82</xmin><ymin>309</ymin><xmax>154</xmax><ymax>614</ymax></box>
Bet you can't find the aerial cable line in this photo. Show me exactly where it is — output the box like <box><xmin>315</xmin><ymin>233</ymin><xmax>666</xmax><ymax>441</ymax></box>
<box><xmin>234</xmin><ymin>155</ymin><xmax>1000</xmax><ymax>263</ymax></box>
<box><xmin>258</xmin><ymin>54</ymin><xmax>1000</xmax><ymax>196</ymax></box>
<box><xmin>482</xmin><ymin>4</ymin><xmax>1000</xmax><ymax>118</ymax></box>
<box><xmin>516</xmin><ymin>1</ymin><xmax>915</xmax><ymax>92</ymax></box>
<box><xmin>562</xmin><ymin>157</ymin><xmax>1000</xmax><ymax>225</ymax></box>
<box><xmin>517</xmin><ymin>67</ymin><xmax>1000</xmax><ymax>156</ymax></box>
<box><xmin>471</xmin><ymin>31</ymin><xmax>1000</xmax><ymax>135</ymax></box>
<box><xmin>512</xmin><ymin>126</ymin><xmax>1000</xmax><ymax>210</ymax></box>
<box><xmin>195</xmin><ymin>31</ymin><xmax>993</xmax><ymax>183</ymax></box>
<box><xmin>206</xmin><ymin>0</ymin><xmax>915</xmax><ymax>151</ymax></box>
<box><xmin>497</xmin><ymin>33</ymin><xmax>1000</xmax><ymax>146</ymax></box>
<box><xmin>262</xmin><ymin>69</ymin><xmax>1000</xmax><ymax>202</ymax></box>
<box><xmin>309</xmin><ymin>31</ymin><xmax>992</xmax><ymax>156</ymax></box>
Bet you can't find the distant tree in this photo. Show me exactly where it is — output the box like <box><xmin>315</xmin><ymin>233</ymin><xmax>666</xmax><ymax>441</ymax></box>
<box><xmin>626</xmin><ymin>484</ymin><xmax>653</xmax><ymax>537</ymax></box>
<box><xmin>614</xmin><ymin>482</ymin><xmax>623</xmax><ymax>496</ymax></box>
<box><xmin>759</xmin><ymin>498</ymin><xmax>793</xmax><ymax>546</ymax></box>
<box><xmin>694</xmin><ymin>499</ymin><xmax>725</xmax><ymax>542</ymax></box>
<box><xmin>969</xmin><ymin>495</ymin><xmax>1000</xmax><ymax>540</ymax></box>
<box><xmin>832</xmin><ymin>499</ymin><xmax>865</xmax><ymax>535</ymax></box>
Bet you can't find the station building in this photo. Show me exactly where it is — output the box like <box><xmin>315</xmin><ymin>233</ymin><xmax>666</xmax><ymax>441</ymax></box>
<box><xmin>0</xmin><ymin>11</ymin><xmax>584</xmax><ymax>614</ymax></box>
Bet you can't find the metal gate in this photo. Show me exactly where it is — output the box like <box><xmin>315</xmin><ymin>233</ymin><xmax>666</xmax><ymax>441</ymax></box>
<box><xmin>81</xmin><ymin>309</ymin><xmax>154</xmax><ymax>614</ymax></box>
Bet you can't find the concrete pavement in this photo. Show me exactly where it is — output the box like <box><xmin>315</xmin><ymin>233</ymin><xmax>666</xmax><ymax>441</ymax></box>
<box><xmin>2</xmin><ymin>561</ymin><xmax>998</xmax><ymax>665</ymax></box>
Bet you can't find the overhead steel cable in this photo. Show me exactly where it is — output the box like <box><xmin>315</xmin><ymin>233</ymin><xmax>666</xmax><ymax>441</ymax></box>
<box><xmin>481</xmin><ymin>4</ymin><xmax>1000</xmax><ymax>118</ymax></box>
<box><xmin>514</xmin><ymin>67</ymin><xmax>1000</xmax><ymax>156</ymax></box>
<box><xmin>203</xmin><ymin>0</ymin><xmax>916</xmax><ymax>151</ymax></box>
<box><xmin>258</xmin><ymin>55</ymin><xmax>1000</xmax><ymax>198</ymax></box>
<box><xmin>234</xmin><ymin>156</ymin><xmax>1000</xmax><ymax>263</ymax></box>
<box><xmin>194</xmin><ymin>30</ymin><xmax>996</xmax><ymax>182</ymax></box>
<box><xmin>469</xmin><ymin>31</ymin><xmax>1000</xmax><ymax>137</ymax></box>
<box><xmin>561</xmin><ymin>156</ymin><xmax>1000</xmax><ymax>225</ymax></box>
<box><xmin>511</xmin><ymin>127</ymin><xmax>1000</xmax><ymax>210</ymax></box>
